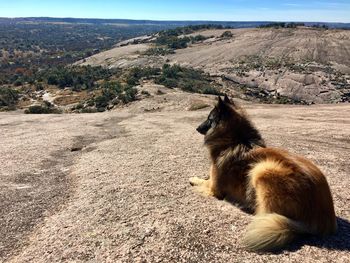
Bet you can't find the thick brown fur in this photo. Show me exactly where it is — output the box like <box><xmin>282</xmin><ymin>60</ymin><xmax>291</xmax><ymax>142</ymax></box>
<box><xmin>190</xmin><ymin>95</ymin><xmax>337</xmax><ymax>252</ymax></box>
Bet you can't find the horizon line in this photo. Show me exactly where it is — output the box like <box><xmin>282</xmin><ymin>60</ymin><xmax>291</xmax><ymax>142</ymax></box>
<box><xmin>1</xmin><ymin>16</ymin><xmax>349</xmax><ymax>24</ymax></box>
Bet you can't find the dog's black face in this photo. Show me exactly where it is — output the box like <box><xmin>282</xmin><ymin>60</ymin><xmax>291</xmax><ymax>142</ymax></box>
<box><xmin>196</xmin><ymin>95</ymin><xmax>233</xmax><ymax>135</ymax></box>
<box><xmin>196</xmin><ymin>106</ymin><xmax>220</xmax><ymax>135</ymax></box>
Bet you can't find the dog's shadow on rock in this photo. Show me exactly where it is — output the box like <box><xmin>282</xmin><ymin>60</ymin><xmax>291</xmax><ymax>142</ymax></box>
<box><xmin>283</xmin><ymin>217</ymin><xmax>350</xmax><ymax>253</ymax></box>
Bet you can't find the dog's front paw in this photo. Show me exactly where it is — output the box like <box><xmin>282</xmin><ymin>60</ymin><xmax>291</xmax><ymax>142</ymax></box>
<box><xmin>189</xmin><ymin>176</ymin><xmax>206</xmax><ymax>186</ymax></box>
<box><xmin>189</xmin><ymin>177</ymin><xmax>215</xmax><ymax>197</ymax></box>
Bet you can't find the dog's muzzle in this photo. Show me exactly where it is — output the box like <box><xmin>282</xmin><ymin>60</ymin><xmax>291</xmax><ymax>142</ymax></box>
<box><xmin>196</xmin><ymin>122</ymin><xmax>210</xmax><ymax>135</ymax></box>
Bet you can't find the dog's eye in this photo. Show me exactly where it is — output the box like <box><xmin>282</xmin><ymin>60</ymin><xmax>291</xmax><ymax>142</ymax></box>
<box><xmin>208</xmin><ymin>113</ymin><xmax>215</xmax><ymax>121</ymax></box>
<box><xmin>208</xmin><ymin>112</ymin><xmax>218</xmax><ymax>122</ymax></box>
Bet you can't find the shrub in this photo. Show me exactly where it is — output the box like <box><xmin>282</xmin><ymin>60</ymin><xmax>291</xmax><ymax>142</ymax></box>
<box><xmin>47</xmin><ymin>75</ymin><xmax>59</xmax><ymax>85</ymax></box>
<box><xmin>0</xmin><ymin>87</ymin><xmax>19</xmax><ymax>110</ymax></box>
<box><xmin>126</xmin><ymin>76</ymin><xmax>139</xmax><ymax>86</ymax></box>
<box><xmin>119</xmin><ymin>86</ymin><xmax>138</xmax><ymax>103</ymax></box>
<box><xmin>94</xmin><ymin>95</ymin><xmax>110</xmax><ymax>108</ymax></box>
<box><xmin>125</xmin><ymin>67</ymin><xmax>161</xmax><ymax>86</ymax></box>
<box><xmin>14</xmin><ymin>80</ymin><xmax>23</xmax><ymax>86</ymax></box>
<box><xmin>75</xmin><ymin>103</ymin><xmax>84</xmax><ymax>109</ymax></box>
<box><xmin>88</xmin><ymin>80</ymin><xmax>138</xmax><ymax>112</ymax></box>
<box><xmin>221</xmin><ymin>31</ymin><xmax>233</xmax><ymax>38</ymax></box>
<box><xmin>155</xmin><ymin>64</ymin><xmax>222</xmax><ymax>95</ymax></box>
<box><xmin>155</xmin><ymin>35</ymin><xmax>191</xmax><ymax>50</ymax></box>
<box><xmin>94</xmin><ymin>81</ymin><xmax>122</xmax><ymax>108</ymax></box>
<box><xmin>202</xmin><ymin>86</ymin><xmax>223</xmax><ymax>95</ymax></box>
<box><xmin>170</xmin><ymin>37</ymin><xmax>191</xmax><ymax>49</ymax></box>
<box><xmin>155</xmin><ymin>35</ymin><xmax>177</xmax><ymax>46</ymax></box>
<box><xmin>158</xmin><ymin>24</ymin><xmax>226</xmax><ymax>38</ymax></box>
<box><xmin>258</xmin><ymin>22</ymin><xmax>286</xmax><ymax>28</ymax></box>
<box><xmin>102</xmin><ymin>81</ymin><xmax>123</xmax><ymax>94</ymax></box>
<box><xmin>153</xmin><ymin>30</ymin><xmax>211</xmax><ymax>52</ymax></box>
<box><xmin>97</xmin><ymin>107</ymin><xmax>106</xmax><ymax>112</ymax></box>
<box><xmin>162</xmin><ymin>64</ymin><xmax>181</xmax><ymax>78</ymax></box>
<box><xmin>25</xmin><ymin>104</ymin><xmax>61</xmax><ymax>114</ymax></box>
<box><xmin>258</xmin><ymin>22</ymin><xmax>305</xmax><ymax>29</ymax></box>
<box><xmin>38</xmin><ymin>65</ymin><xmax>117</xmax><ymax>90</ymax></box>
<box><xmin>156</xmin><ymin>77</ymin><xmax>178</xmax><ymax>88</ymax></box>
<box><xmin>81</xmin><ymin>108</ymin><xmax>97</xmax><ymax>113</ymax></box>
<box><xmin>143</xmin><ymin>47</ymin><xmax>175</xmax><ymax>56</ymax></box>
<box><xmin>25</xmin><ymin>105</ymin><xmax>51</xmax><ymax>114</ymax></box>
<box><xmin>25</xmin><ymin>101</ymin><xmax>61</xmax><ymax>114</ymax></box>
<box><xmin>181</xmin><ymin>81</ymin><xmax>195</xmax><ymax>92</ymax></box>
<box><xmin>191</xmin><ymin>35</ymin><xmax>209</xmax><ymax>42</ymax></box>
<box><xmin>35</xmin><ymin>83</ymin><xmax>44</xmax><ymax>91</ymax></box>
<box><xmin>86</xmin><ymin>100</ymin><xmax>95</xmax><ymax>107</ymax></box>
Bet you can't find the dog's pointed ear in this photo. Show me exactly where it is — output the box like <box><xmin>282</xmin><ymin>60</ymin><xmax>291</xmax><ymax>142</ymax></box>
<box><xmin>217</xmin><ymin>96</ymin><xmax>229</xmax><ymax>114</ymax></box>
<box><xmin>224</xmin><ymin>94</ymin><xmax>236</xmax><ymax>107</ymax></box>
<box><xmin>224</xmin><ymin>94</ymin><xmax>231</xmax><ymax>104</ymax></box>
<box><xmin>218</xmin><ymin>96</ymin><xmax>224</xmax><ymax>108</ymax></box>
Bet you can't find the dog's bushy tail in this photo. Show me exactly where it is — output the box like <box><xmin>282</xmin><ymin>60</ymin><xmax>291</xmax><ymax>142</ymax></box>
<box><xmin>243</xmin><ymin>213</ymin><xmax>308</xmax><ymax>252</ymax></box>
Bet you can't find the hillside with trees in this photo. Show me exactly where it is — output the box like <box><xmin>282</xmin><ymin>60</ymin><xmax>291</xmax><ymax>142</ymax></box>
<box><xmin>2</xmin><ymin>21</ymin><xmax>350</xmax><ymax>113</ymax></box>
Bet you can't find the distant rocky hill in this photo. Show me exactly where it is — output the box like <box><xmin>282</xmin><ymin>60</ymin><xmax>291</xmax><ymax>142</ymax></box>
<box><xmin>77</xmin><ymin>27</ymin><xmax>350</xmax><ymax>104</ymax></box>
<box><xmin>1</xmin><ymin>17</ymin><xmax>350</xmax><ymax>29</ymax></box>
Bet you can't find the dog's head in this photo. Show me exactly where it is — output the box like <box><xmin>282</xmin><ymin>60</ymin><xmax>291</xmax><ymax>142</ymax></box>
<box><xmin>196</xmin><ymin>95</ymin><xmax>241</xmax><ymax>142</ymax></box>
<box><xmin>196</xmin><ymin>94</ymin><xmax>236</xmax><ymax>135</ymax></box>
<box><xmin>197</xmin><ymin>95</ymin><xmax>264</xmax><ymax>149</ymax></box>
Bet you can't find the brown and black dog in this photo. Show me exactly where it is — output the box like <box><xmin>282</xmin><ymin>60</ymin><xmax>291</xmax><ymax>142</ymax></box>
<box><xmin>190</xmin><ymin>95</ymin><xmax>337</xmax><ymax>251</ymax></box>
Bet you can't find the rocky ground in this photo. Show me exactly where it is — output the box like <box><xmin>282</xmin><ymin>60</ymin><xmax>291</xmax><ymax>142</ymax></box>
<box><xmin>1</xmin><ymin>92</ymin><xmax>349</xmax><ymax>262</ymax></box>
<box><xmin>76</xmin><ymin>27</ymin><xmax>350</xmax><ymax>104</ymax></box>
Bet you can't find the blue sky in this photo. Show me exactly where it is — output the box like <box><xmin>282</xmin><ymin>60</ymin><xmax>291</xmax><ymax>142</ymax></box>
<box><xmin>1</xmin><ymin>0</ymin><xmax>350</xmax><ymax>22</ymax></box>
